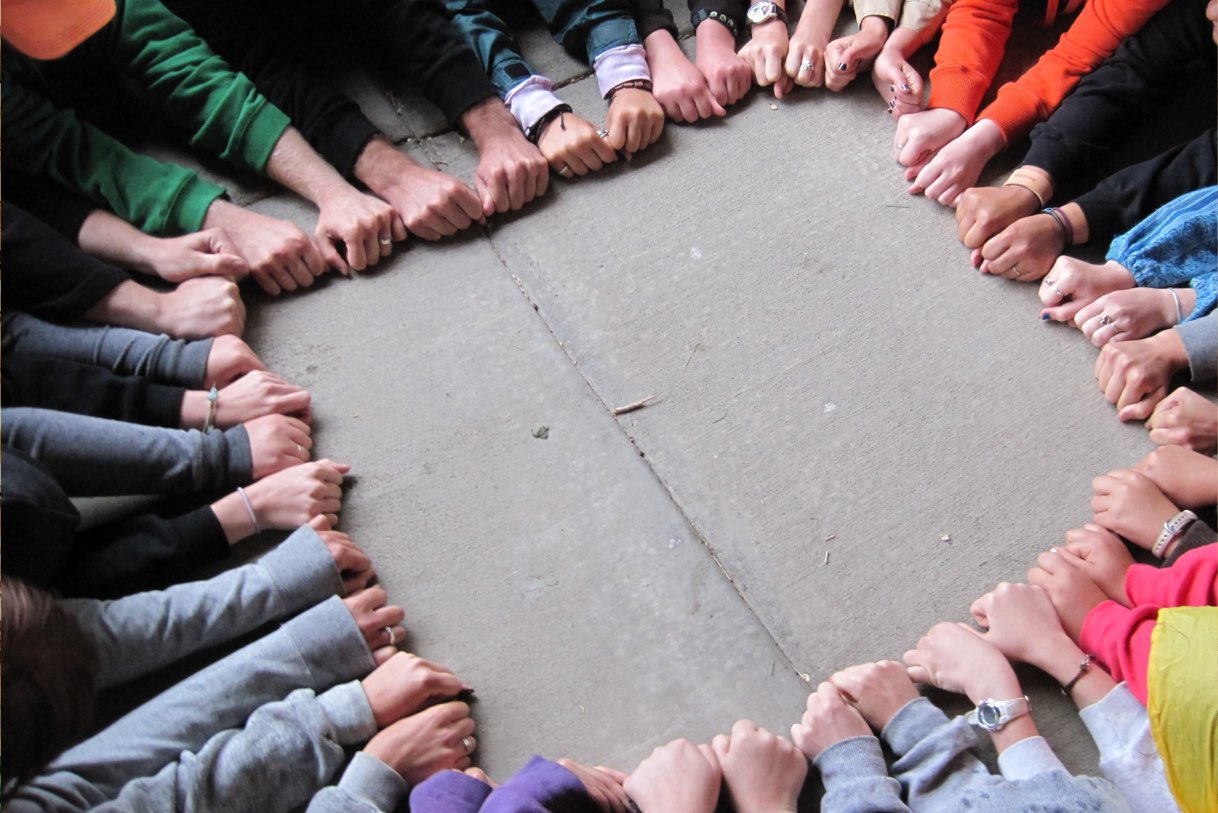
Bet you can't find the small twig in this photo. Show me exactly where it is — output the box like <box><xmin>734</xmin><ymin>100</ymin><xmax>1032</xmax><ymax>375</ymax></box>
<box><xmin>611</xmin><ymin>394</ymin><xmax>659</xmax><ymax>416</ymax></box>
<box><xmin>684</xmin><ymin>342</ymin><xmax>703</xmax><ymax>369</ymax></box>
<box><xmin>823</xmin><ymin>551</ymin><xmax>830</xmax><ymax>565</ymax></box>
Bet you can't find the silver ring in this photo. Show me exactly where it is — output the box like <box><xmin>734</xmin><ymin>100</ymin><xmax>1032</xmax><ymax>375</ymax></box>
<box><xmin>1011</xmin><ymin>264</ymin><xmax>1020</xmax><ymax>276</ymax></box>
<box><xmin>895</xmin><ymin>142</ymin><xmax>906</xmax><ymax>149</ymax></box>
<box><xmin>378</xmin><ymin>238</ymin><xmax>392</xmax><ymax>248</ymax></box>
<box><xmin>558</xmin><ymin>165</ymin><xmax>573</xmax><ymax>177</ymax></box>
<box><xmin>1052</xmin><ymin>286</ymin><xmax>1065</xmax><ymax>299</ymax></box>
<box><xmin>296</xmin><ymin>443</ymin><xmax>303</xmax><ymax>457</ymax></box>
<box><xmin>1099</xmin><ymin>314</ymin><xmax>1114</xmax><ymax>327</ymax></box>
<box><xmin>799</xmin><ymin>60</ymin><xmax>814</xmax><ymax>72</ymax></box>
<box><xmin>462</xmin><ymin>736</ymin><xmax>475</xmax><ymax>755</ymax></box>
<box><xmin>597</xmin><ymin>128</ymin><xmax>609</xmax><ymax>139</ymax></box>
<box><xmin>384</xmin><ymin>626</ymin><xmax>397</xmax><ymax>646</ymax></box>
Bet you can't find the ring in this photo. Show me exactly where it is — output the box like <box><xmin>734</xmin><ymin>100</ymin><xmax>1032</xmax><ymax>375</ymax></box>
<box><xmin>462</xmin><ymin>736</ymin><xmax>475</xmax><ymax>755</ymax></box>
<box><xmin>378</xmin><ymin>238</ymin><xmax>392</xmax><ymax>248</ymax></box>
<box><xmin>1051</xmin><ymin>285</ymin><xmax>1065</xmax><ymax>299</ymax></box>
<box><xmin>558</xmin><ymin>165</ymin><xmax>573</xmax><ymax>177</ymax></box>
<box><xmin>1011</xmin><ymin>264</ymin><xmax>1020</xmax><ymax>276</ymax></box>
<box><xmin>384</xmin><ymin>626</ymin><xmax>397</xmax><ymax>646</ymax></box>
<box><xmin>597</xmin><ymin>128</ymin><xmax>609</xmax><ymax>139</ymax></box>
<box><xmin>800</xmin><ymin>60</ymin><xmax>814</xmax><ymax>72</ymax></box>
<box><xmin>296</xmin><ymin>443</ymin><xmax>303</xmax><ymax>457</ymax></box>
<box><xmin>895</xmin><ymin>143</ymin><xmax>906</xmax><ymax>149</ymax></box>
<box><xmin>1099</xmin><ymin>314</ymin><xmax>1114</xmax><ymax>327</ymax></box>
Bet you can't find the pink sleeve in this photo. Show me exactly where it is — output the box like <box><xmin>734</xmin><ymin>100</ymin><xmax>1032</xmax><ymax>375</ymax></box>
<box><xmin>1124</xmin><ymin>544</ymin><xmax>1218</xmax><ymax>608</ymax></box>
<box><xmin>1080</xmin><ymin>600</ymin><xmax>1157</xmax><ymax>704</ymax></box>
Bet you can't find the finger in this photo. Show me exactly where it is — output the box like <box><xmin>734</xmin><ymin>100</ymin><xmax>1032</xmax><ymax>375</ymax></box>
<box><xmin>1118</xmin><ymin>397</ymin><xmax>1159</xmax><ymax>422</ymax></box>
<box><xmin>371</xmin><ymin>645</ymin><xmax>396</xmax><ymax>666</ymax></box>
<box><xmin>358</xmin><ymin>225</ymin><xmax>380</xmax><ymax>270</ymax></box>
<box><xmin>590</xmin><ymin>135</ymin><xmax>618</xmax><ymax>166</ymax></box>
<box><xmin>507</xmin><ymin>169</ymin><xmax>526</xmax><ymax>211</ymax></box>
<box><xmin>711</xmin><ymin>733</ymin><xmax>730</xmax><ymax>761</ymax></box>
<box><xmin>455</xmin><ymin>184</ymin><xmax>485</xmax><ymax>225</ymax></box>
<box><xmin>308</xmin><ymin>514</ymin><xmax>331</xmax><ymax>531</ymax></box>
<box><xmin>625</xmin><ymin>120</ymin><xmax>642</xmax><ymax>155</ymax></box>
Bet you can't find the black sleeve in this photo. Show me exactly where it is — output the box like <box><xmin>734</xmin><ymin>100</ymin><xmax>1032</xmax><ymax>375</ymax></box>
<box><xmin>1073</xmin><ymin>128</ymin><xmax>1217</xmax><ymax>242</ymax></box>
<box><xmin>1</xmin><ymin>202</ymin><xmax>130</xmax><ymax>321</ymax></box>
<box><xmin>634</xmin><ymin>0</ymin><xmax>679</xmax><ymax>38</ymax></box>
<box><xmin>1165</xmin><ymin>519</ymin><xmax>1217</xmax><ymax>567</ymax></box>
<box><xmin>1022</xmin><ymin>0</ymin><xmax>1214</xmax><ymax>183</ymax></box>
<box><xmin>3</xmin><ymin>172</ymin><xmax>97</xmax><ymax>242</ymax></box>
<box><xmin>1</xmin><ymin>353</ymin><xmax>185</xmax><ymax>427</ymax></box>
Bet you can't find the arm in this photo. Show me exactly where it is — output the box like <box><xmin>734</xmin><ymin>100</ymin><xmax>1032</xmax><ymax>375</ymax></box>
<box><xmin>814</xmin><ymin>737</ymin><xmax>911</xmax><ymax>813</ymax></box>
<box><xmin>1078</xmin><ymin>684</ymin><xmax>1181</xmax><ymax>813</ymax></box>
<box><xmin>1105</xmin><ymin>187</ymin><xmax>1218</xmax><ymax>296</ymax></box>
<box><xmin>78</xmin><ymin>209</ymin><xmax>248</xmax><ymax>283</ymax></box>
<box><xmin>1</xmin><ymin>355</ymin><xmax>186</xmax><ymax>428</ymax></box>
<box><xmin>924</xmin><ymin>0</ymin><xmax>1017</xmax><ymax>124</ymax></box>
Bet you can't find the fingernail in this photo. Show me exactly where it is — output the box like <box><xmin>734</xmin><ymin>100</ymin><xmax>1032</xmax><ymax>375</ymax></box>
<box><xmin>1041</xmin><ymin>312</ymin><xmax>1050</xmax><ymax>321</ymax></box>
<box><xmin>888</xmin><ymin>100</ymin><xmax>895</xmax><ymax>108</ymax></box>
<box><xmin>889</xmin><ymin>84</ymin><xmax>895</xmax><ymax>91</ymax></box>
<box><xmin>838</xmin><ymin>62</ymin><xmax>848</xmax><ymax>71</ymax></box>
<box><xmin>901</xmin><ymin>84</ymin><xmax>910</xmax><ymax>92</ymax></box>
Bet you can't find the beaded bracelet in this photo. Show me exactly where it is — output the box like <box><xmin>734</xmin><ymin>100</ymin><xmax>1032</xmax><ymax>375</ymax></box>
<box><xmin>1042</xmin><ymin>207</ymin><xmax>1074</xmax><ymax>249</ymax></box>
<box><xmin>608</xmin><ymin>79</ymin><xmax>654</xmax><ymax>102</ymax></box>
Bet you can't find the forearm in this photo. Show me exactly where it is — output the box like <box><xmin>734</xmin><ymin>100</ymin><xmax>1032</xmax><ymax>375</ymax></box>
<box><xmin>265</xmin><ymin>128</ymin><xmax>357</xmax><ymax>208</ymax></box>
<box><xmin>79</xmin><ymin>210</ymin><xmax>177</xmax><ymax>276</ymax></box>
<box><xmin>458</xmin><ymin>96</ymin><xmax>528</xmax><ymax>150</ymax></box>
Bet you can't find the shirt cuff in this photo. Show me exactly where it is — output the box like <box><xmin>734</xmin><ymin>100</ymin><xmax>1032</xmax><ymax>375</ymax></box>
<box><xmin>880</xmin><ymin>696</ymin><xmax>950</xmax><ymax>755</ymax></box>
<box><xmin>593</xmin><ymin>44</ymin><xmax>651</xmax><ymax>98</ymax></box>
<box><xmin>504</xmin><ymin>77</ymin><xmax>564</xmax><ymax>134</ymax></box>
<box><xmin>996</xmin><ymin>735</ymin><xmax>1066</xmax><ymax>780</ymax></box>
<box><xmin>317</xmin><ymin>681</ymin><xmax>380</xmax><ymax>746</ymax></box>
<box><xmin>334</xmin><ymin>751</ymin><xmax>411</xmax><ymax>811</ymax></box>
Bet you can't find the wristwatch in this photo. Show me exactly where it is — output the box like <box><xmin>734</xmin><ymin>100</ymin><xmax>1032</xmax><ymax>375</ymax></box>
<box><xmin>1153</xmin><ymin>509</ymin><xmax>1198</xmax><ymax>558</ymax></box>
<box><xmin>691</xmin><ymin>8</ymin><xmax>740</xmax><ymax>38</ymax></box>
<box><xmin>966</xmin><ymin>696</ymin><xmax>1030</xmax><ymax>732</ymax></box>
<box><xmin>746</xmin><ymin>1</ymin><xmax>788</xmax><ymax>27</ymax></box>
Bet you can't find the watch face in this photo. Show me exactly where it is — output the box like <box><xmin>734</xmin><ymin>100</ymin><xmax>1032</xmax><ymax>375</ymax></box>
<box><xmin>977</xmin><ymin>702</ymin><xmax>1001</xmax><ymax>728</ymax></box>
<box><xmin>747</xmin><ymin>1</ymin><xmax>776</xmax><ymax>23</ymax></box>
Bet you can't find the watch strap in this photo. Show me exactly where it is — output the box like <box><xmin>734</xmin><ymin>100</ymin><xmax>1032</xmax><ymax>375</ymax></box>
<box><xmin>1154</xmin><ymin>510</ymin><xmax>1198</xmax><ymax>558</ymax></box>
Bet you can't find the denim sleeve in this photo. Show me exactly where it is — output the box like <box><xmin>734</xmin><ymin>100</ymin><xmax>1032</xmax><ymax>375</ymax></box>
<box><xmin>445</xmin><ymin>0</ymin><xmax>544</xmax><ymax>96</ymax></box>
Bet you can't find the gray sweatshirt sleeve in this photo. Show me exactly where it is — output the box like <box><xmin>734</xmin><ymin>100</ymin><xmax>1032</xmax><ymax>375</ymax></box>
<box><xmin>61</xmin><ymin>525</ymin><xmax>344</xmax><ymax>689</ymax></box>
<box><xmin>0</xmin><ymin>407</ymin><xmax>252</xmax><ymax>494</ymax></box>
<box><xmin>307</xmin><ymin>752</ymin><xmax>411</xmax><ymax>813</ymax></box>
<box><xmin>1174</xmin><ymin>312</ymin><xmax>1217</xmax><ymax>383</ymax></box>
<box><xmin>2</xmin><ymin>312</ymin><xmax>212</xmax><ymax>387</ymax></box>
<box><xmin>814</xmin><ymin>735</ymin><xmax>911</xmax><ymax>813</ymax></box>
<box><xmin>92</xmin><ymin>681</ymin><xmax>377</xmax><ymax>813</ymax></box>
<box><xmin>1078</xmin><ymin>683</ymin><xmax>1180</xmax><ymax>813</ymax></box>
<box><xmin>7</xmin><ymin>597</ymin><xmax>374</xmax><ymax>813</ymax></box>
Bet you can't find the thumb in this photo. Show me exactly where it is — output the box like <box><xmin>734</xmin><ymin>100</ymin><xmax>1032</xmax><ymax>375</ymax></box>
<box><xmin>308</xmin><ymin>515</ymin><xmax>331</xmax><ymax>531</ymax></box>
<box><xmin>835</xmin><ymin>41</ymin><xmax>864</xmax><ymax>71</ymax></box>
<box><xmin>1118</xmin><ymin>398</ymin><xmax>1158</xmax><ymax>423</ymax></box>
<box><xmin>899</xmin><ymin>63</ymin><xmax>923</xmax><ymax>97</ymax></box>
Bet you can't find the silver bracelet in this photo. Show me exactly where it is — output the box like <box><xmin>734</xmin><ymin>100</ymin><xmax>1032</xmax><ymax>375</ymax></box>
<box><xmin>1169</xmin><ymin>289</ymin><xmax>1184</xmax><ymax>325</ymax></box>
<box><xmin>203</xmin><ymin>385</ymin><xmax>219</xmax><ymax>432</ymax></box>
<box><xmin>236</xmin><ymin>486</ymin><xmax>261</xmax><ymax>535</ymax></box>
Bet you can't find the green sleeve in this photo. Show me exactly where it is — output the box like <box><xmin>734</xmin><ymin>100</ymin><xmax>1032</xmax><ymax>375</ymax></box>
<box><xmin>2</xmin><ymin>72</ymin><xmax>225</xmax><ymax>235</ymax></box>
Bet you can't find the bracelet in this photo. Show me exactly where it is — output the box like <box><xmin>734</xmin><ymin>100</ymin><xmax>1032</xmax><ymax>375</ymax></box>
<box><xmin>1004</xmin><ymin>181</ymin><xmax>1045</xmax><ymax>209</ymax></box>
<box><xmin>526</xmin><ymin>104</ymin><xmax>573</xmax><ymax>145</ymax></box>
<box><xmin>1153</xmin><ymin>509</ymin><xmax>1197</xmax><ymax>558</ymax></box>
<box><xmin>1005</xmin><ymin>168</ymin><xmax>1051</xmax><ymax>208</ymax></box>
<box><xmin>607</xmin><ymin>79</ymin><xmax>653</xmax><ymax>102</ymax></box>
<box><xmin>1169</xmin><ymin>289</ymin><xmax>1184</xmax><ymax>325</ymax></box>
<box><xmin>691</xmin><ymin>8</ymin><xmax>739</xmax><ymax>38</ymax></box>
<box><xmin>236</xmin><ymin>486</ymin><xmax>261</xmax><ymax>535</ymax></box>
<box><xmin>1041</xmin><ymin>207</ymin><xmax>1074</xmax><ymax>249</ymax></box>
<box><xmin>1060</xmin><ymin>654</ymin><xmax>1091</xmax><ymax>695</ymax></box>
<box><xmin>203</xmin><ymin>385</ymin><xmax>219</xmax><ymax>432</ymax></box>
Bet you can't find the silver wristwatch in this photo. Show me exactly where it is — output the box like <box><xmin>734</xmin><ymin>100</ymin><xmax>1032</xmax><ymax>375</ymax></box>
<box><xmin>966</xmin><ymin>696</ymin><xmax>1030</xmax><ymax>732</ymax></box>
<box><xmin>746</xmin><ymin>1</ymin><xmax>787</xmax><ymax>27</ymax></box>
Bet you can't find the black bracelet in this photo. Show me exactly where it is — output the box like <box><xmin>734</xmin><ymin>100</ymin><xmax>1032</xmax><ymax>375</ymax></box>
<box><xmin>1042</xmin><ymin>207</ymin><xmax>1074</xmax><ymax>249</ymax></box>
<box><xmin>1060</xmin><ymin>654</ymin><xmax>1092</xmax><ymax>696</ymax></box>
<box><xmin>607</xmin><ymin>79</ymin><xmax>654</xmax><ymax>102</ymax></box>
<box><xmin>526</xmin><ymin>104</ymin><xmax>573</xmax><ymax>145</ymax></box>
<box><xmin>691</xmin><ymin>8</ymin><xmax>739</xmax><ymax>38</ymax></box>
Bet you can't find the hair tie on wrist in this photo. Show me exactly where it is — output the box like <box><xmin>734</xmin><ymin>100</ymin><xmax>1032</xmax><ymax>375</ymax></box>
<box><xmin>203</xmin><ymin>385</ymin><xmax>219</xmax><ymax>433</ymax></box>
<box><xmin>237</xmin><ymin>486</ymin><xmax>260</xmax><ymax>535</ymax></box>
<box><xmin>1041</xmin><ymin>207</ymin><xmax>1074</xmax><ymax>248</ymax></box>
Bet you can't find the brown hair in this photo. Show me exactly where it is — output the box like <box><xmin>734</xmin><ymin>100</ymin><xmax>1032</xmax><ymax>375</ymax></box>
<box><xmin>2</xmin><ymin>576</ymin><xmax>99</xmax><ymax>790</ymax></box>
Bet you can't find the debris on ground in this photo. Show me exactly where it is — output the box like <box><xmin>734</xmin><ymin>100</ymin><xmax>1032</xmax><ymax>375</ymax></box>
<box><xmin>611</xmin><ymin>394</ymin><xmax>659</xmax><ymax>416</ymax></box>
<box><xmin>532</xmin><ymin>426</ymin><xmax>549</xmax><ymax>439</ymax></box>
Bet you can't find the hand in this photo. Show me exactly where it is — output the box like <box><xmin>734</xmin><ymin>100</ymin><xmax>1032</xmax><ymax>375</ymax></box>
<box><xmin>605</xmin><ymin>88</ymin><xmax>665</xmax><ymax>157</ymax></box>
<box><xmin>317</xmin><ymin>528</ymin><xmax>376</xmax><ymax>593</ymax></box>
<box><xmin>364</xmin><ymin>700</ymin><xmax>475</xmax><ymax>784</ymax></box>
<box><xmin>790</xmin><ymin>683</ymin><xmax>871</xmax><ymax>761</ymax></box>
<box><xmin>361</xmin><ymin>651</ymin><xmax>469</xmax><ymax>727</ymax></box>
<box><xmin>313</xmin><ymin>186</ymin><xmax>405</xmax><ymax>274</ymax></box>
<box><xmin>906</xmin><ymin>120</ymin><xmax>1005</xmax><ymax>207</ymax></box>
<box><xmin>894</xmin><ymin>107</ymin><xmax>966</xmax><ymax>169</ymax></box>
<box><xmin>696</xmin><ymin>20</ymin><xmax>753</xmax><ymax>105</ymax></box>
<box><xmin>203</xmin><ymin>200</ymin><xmax>327</xmax><ymax>296</ymax></box>
<box><xmin>243</xmin><ymin>458</ymin><xmax>349</xmax><ymax>529</ymax></box>
<box><xmin>903</xmin><ymin>622</ymin><xmax>1020</xmax><ymax>703</ymax></box>
<box><xmin>956</xmin><ymin>185</ymin><xmax>1041</xmax><ymax>249</ymax></box>
<box><xmin>344</xmin><ymin>586</ymin><xmax>407</xmax><ymax>652</ymax></box>
<box><xmin>143</xmin><ymin>228</ymin><xmax>249</xmax><ymax>284</ymax></box>
<box><xmin>1062</xmin><ymin>524</ymin><xmax>1133</xmax><ymax>605</ymax></box>
<box><xmin>784</xmin><ymin>24</ymin><xmax>828</xmax><ymax>88</ymax></box>
<box><xmin>1027</xmin><ymin>547</ymin><xmax>1110</xmax><ymax>640</ymax></box>
<box><xmin>1039</xmin><ymin>257</ymin><xmax>1135</xmax><ymax>323</ymax></box>
<box><xmin>354</xmin><ymin>137</ymin><xmax>481</xmax><ymax>240</ymax></box>
<box><xmin>969</xmin><ymin>582</ymin><xmax>1075</xmax><ymax>666</ymax></box>
<box><xmin>156</xmin><ymin>277</ymin><xmax>245</xmax><ymax>339</ymax></box>
<box><xmin>204</xmin><ymin>335</ymin><xmax>266</xmax><ymax>388</ymax></box>
<box><xmin>555</xmin><ymin>760</ymin><xmax>631</xmax><ymax>813</ymax></box>
<box><xmin>1132</xmin><ymin>444</ymin><xmax>1218</xmax><ymax>508</ymax></box>
<box><xmin>739</xmin><ymin>19</ymin><xmax>793</xmax><ymax>99</ymax></box>
<box><xmin>711</xmin><ymin>720</ymin><xmax>806</xmax><ymax>813</ymax></box>
<box><xmin>1075</xmin><ymin>288</ymin><xmax>1182</xmax><ymax>347</ymax></box>
<box><xmin>1148</xmin><ymin>388</ymin><xmax>1218</xmax><ymax>454</ymax></box>
<box><xmin>823</xmin><ymin>20</ymin><xmax>887</xmax><ymax>93</ymax></box>
<box><xmin>1090</xmin><ymin>468</ymin><xmax>1181</xmax><ymax>549</ymax></box>
<box><xmin>974</xmin><ymin>213</ymin><xmax>1064</xmax><ymax>281</ymax></box>
<box><xmin>538</xmin><ymin>111</ymin><xmax>617</xmax><ymax>177</ymax></box>
<box><xmin>624</xmin><ymin>739</ymin><xmax>720</xmax><ymax>813</ymax></box>
<box><xmin>645</xmin><ymin>30</ymin><xmax>726</xmax><ymax>122</ymax></box>
<box><xmin>473</xmin><ymin>131</ymin><xmax>549</xmax><ymax>216</ymax></box>
<box><xmin>244</xmin><ymin>414</ymin><xmax>312</xmax><ymax>479</ymax></box>
<box><xmin>213</xmin><ymin>371</ymin><xmax>310</xmax><ymax>427</ymax></box>
<box><xmin>827</xmin><ymin>661</ymin><xmax>918</xmax><ymax>731</ymax></box>
<box><xmin>1094</xmin><ymin>329</ymin><xmax>1189</xmax><ymax>421</ymax></box>
<box><xmin>871</xmin><ymin>48</ymin><xmax>923</xmax><ymax>117</ymax></box>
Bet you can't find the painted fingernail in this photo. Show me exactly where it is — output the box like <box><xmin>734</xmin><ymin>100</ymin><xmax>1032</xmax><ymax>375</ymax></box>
<box><xmin>1041</xmin><ymin>312</ymin><xmax>1050</xmax><ymax>321</ymax></box>
<box><xmin>838</xmin><ymin>62</ymin><xmax>848</xmax><ymax>71</ymax></box>
<box><xmin>901</xmin><ymin>83</ymin><xmax>910</xmax><ymax>92</ymax></box>
<box><xmin>888</xmin><ymin>100</ymin><xmax>896</xmax><ymax>108</ymax></box>
<box><xmin>890</xmin><ymin>84</ymin><xmax>896</xmax><ymax>91</ymax></box>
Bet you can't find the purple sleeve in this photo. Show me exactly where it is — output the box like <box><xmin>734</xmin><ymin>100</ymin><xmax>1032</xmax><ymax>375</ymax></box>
<box><xmin>409</xmin><ymin>770</ymin><xmax>492</xmax><ymax>813</ymax></box>
<box><xmin>481</xmin><ymin>756</ymin><xmax>597</xmax><ymax>813</ymax></box>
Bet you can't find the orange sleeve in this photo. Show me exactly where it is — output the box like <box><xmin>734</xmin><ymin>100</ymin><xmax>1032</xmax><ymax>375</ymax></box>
<box><xmin>926</xmin><ymin>0</ymin><xmax>1019</xmax><ymax>124</ymax></box>
<box><xmin>977</xmin><ymin>0</ymin><xmax>1172</xmax><ymax>142</ymax></box>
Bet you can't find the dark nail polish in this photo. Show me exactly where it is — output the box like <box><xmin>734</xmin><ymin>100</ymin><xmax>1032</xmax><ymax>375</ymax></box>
<box><xmin>838</xmin><ymin>62</ymin><xmax>848</xmax><ymax>71</ymax></box>
<box><xmin>1041</xmin><ymin>313</ymin><xmax>1050</xmax><ymax>321</ymax></box>
<box><xmin>887</xmin><ymin>108</ymin><xmax>893</xmax><ymax>115</ymax></box>
<box><xmin>889</xmin><ymin>85</ymin><xmax>895</xmax><ymax>91</ymax></box>
<box><xmin>888</xmin><ymin>100</ymin><xmax>895</xmax><ymax>108</ymax></box>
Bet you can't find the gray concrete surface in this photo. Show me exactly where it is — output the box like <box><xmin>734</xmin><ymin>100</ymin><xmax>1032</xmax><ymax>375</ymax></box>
<box><xmin>115</xmin><ymin>4</ymin><xmax>1179</xmax><ymax>796</ymax></box>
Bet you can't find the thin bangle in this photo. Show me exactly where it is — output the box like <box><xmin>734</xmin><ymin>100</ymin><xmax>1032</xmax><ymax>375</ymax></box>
<box><xmin>203</xmin><ymin>385</ymin><xmax>219</xmax><ymax>432</ymax></box>
<box><xmin>1169</xmin><ymin>289</ymin><xmax>1184</xmax><ymax>325</ymax></box>
<box><xmin>236</xmin><ymin>486</ymin><xmax>261</xmax><ymax>535</ymax></box>
<box><xmin>1060</xmin><ymin>654</ymin><xmax>1092</xmax><ymax>695</ymax></box>
<box><xmin>1041</xmin><ymin>207</ymin><xmax>1073</xmax><ymax>248</ymax></box>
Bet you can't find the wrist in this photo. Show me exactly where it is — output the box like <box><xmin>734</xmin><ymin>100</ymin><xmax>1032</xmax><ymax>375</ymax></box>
<box><xmin>858</xmin><ymin>15</ymin><xmax>890</xmax><ymax>43</ymax></box>
<box><xmin>697</xmin><ymin>17</ymin><xmax>739</xmax><ymax>51</ymax></box>
<box><xmin>210</xmin><ymin>491</ymin><xmax>257</xmax><ymax>546</ymax></box>
<box><xmin>1005</xmin><ymin>165</ymin><xmax>1054</xmax><ymax>207</ymax></box>
<box><xmin>458</xmin><ymin>97</ymin><xmax>521</xmax><ymax>148</ymax></box>
<box><xmin>969</xmin><ymin>118</ymin><xmax>1007</xmax><ymax>156</ymax></box>
<box><xmin>1148</xmin><ymin>327</ymin><xmax>1191</xmax><ymax>373</ymax></box>
<box><xmin>179</xmin><ymin>390</ymin><xmax>208</xmax><ymax>429</ymax></box>
<box><xmin>1058</xmin><ymin>202</ymin><xmax>1089</xmax><ymax>244</ymax></box>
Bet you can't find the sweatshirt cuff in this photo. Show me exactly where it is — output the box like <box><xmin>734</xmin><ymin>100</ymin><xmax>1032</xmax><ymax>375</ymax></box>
<box><xmin>146</xmin><ymin>382</ymin><xmax>187</xmax><ymax>428</ymax></box>
<box><xmin>814</xmin><ymin>735</ymin><xmax>890</xmax><ymax>785</ymax></box>
<box><xmin>1175</xmin><ymin>315</ymin><xmax>1218</xmax><ymax>382</ymax></box>
<box><xmin>167</xmin><ymin>174</ymin><xmax>227</xmax><ymax>235</ymax></box>
<box><xmin>977</xmin><ymin>85</ymin><xmax>1044</xmax><ymax>145</ymax></box>
<box><xmin>996</xmin><ymin>735</ymin><xmax>1066</xmax><ymax>780</ymax></box>
<box><xmin>259</xmin><ymin>525</ymin><xmax>346</xmax><ymax>611</ymax></box>
<box><xmin>594</xmin><ymin>44</ymin><xmax>651</xmax><ymax>98</ymax></box>
<box><xmin>410</xmin><ymin>769</ymin><xmax>494</xmax><ymax>813</ymax></box>
<box><xmin>505</xmin><ymin>78</ymin><xmax>564</xmax><ymax>135</ymax></box>
<box><xmin>236</xmin><ymin>102</ymin><xmax>293</xmax><ymax>174</ymax></box>
<box><xmin>177</xmin><ymin>338</ymin><xmax>214</xmax><ymax>388</ymax></box>
<box><xmin>317</xmin><ymin>681</ymin><xmax>379</xmax><ymax>746</ymax></box>
<box><xmin>283</xmin><ymin>596</ymin><xmax>376</xmax><ymax>690</ymax></box>
<box><xmin>880</xmin><ymin>696</ymin><xmax>950</xmax><ymax>754</ymax></box>
<box><xmin>491</xmin><ymin>755</ymin><xmax>589</xmax><ymax>806</ymax></box>
<box><xmin>1078</xmin><ymin>683</ymin><xmax>1145</xmax><ymax>750</ymax></box>
<box><xmin>220</xmin><ymin>424</ymin><xmax>254</xmax><ymax>484</ymax></box>
<box><xmin>332</xmin><ymin>750</ymin><xmax>410</xmax><ymax>811</ymax></box>
<box><xmin>925</xmin><ymin>68</ymin><xmax>990</xmax><ymax>125</ymax></box>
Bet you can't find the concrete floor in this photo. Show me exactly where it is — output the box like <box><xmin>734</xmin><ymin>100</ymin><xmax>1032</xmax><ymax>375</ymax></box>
<box><xmin>124</xmin><ymin>0</ymin><xmax>1189</xmax><ymax>798</ymax></box>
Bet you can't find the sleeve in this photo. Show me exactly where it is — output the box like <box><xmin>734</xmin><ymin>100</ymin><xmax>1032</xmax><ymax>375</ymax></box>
<box><xmin>814</xmin><ymin>736</ymin><xmax>911</xmax><ymax>813</ymax></box>
<box><xmin>0</xmin><ymin>202</ymin><xmax>130</xmax><ymax>322</ymax></box>
<box><xmin>444</xmin><ymin>0</ymin><xmax>545</xmax><ymax>97</ymax></box>
<box><xmin>308</xmin><ymin>752</ymin><xmax>414</xmax><ymax>813</ymax></box>
<box><xmin>853</xmin><ymin>0</ymin><xmax>901</xmax><ymax>27</ymax></box>
<box><xmin>479</xmin><ymin>756</ymin><xmax>597</xmax><ymax>813</ymax></box>
<box><xmin>91</xmin><ymin>682</ymin><xmax>377</xmax><ymax>813</ymax></box>
<box><xmin>975</xmin><ymin>0</ymin><xmax>1174</xmax><ymax>143</ymax></box>
<box><xmin>1</xmin><ymin>354</ymin><xmax>185</xmax><ymax>427</ymax></box>
<box><xmin>1165</xmin><ymin>520</ymin><xmax>1217</xmax><ymax>566</ymax></box>
<box><xmin>1105</xmin><ymin>187</ymin><xmax>1218</xmax><ymax>297</ymax></box>
<box><xmin>883</xmin><ymin>698</ymin><xmax>1007</xmax><ymax>808</ymax></box>
<box><xmin>7</xmin><ymin>597</ymin><xmax>374</xmax><ymax>812</ymax></box>
<box><xmin>2</xmin><ymin>312</ymin><xmax>213</xmax><ymax>388</ymax></box>
<box><xmin>1021</xmin><ymin>0</ymin><xmax>1213</xmax><ymax>184</ymax></box>
<box><xmin>2</xmin><ymin>171</ymin><xmax>99</xmax><ymax>242</ymax></box>
<box><xmin>1078</xmin><ymin>683</ymin><xmax>1180</xmax><ymax>813</ymax></box>
<box><xmin>60</xmin><ymin>525</ymin><xmax>344</xmax><ymax>688</ymax></box>
<box><xmin>1</xmin><ymin>69</ymin><xmax>226</xmax><ymax>236</ymax></box>
<box><xmin>632</xmin><ymin>0</ymin><xmax>679</xmax><ymax>39</ymax></box>
<box><xmin>1072</xmin><ymin>128</ymin><xmax>1217</xmax><ymax>243</ymax></box>
<box><xmin>897</xmin><ymin>0</ymin><xmax>946</xmax><ymax>32</ymax></box>
<box><xmin>925</xmin><ymin>0</ymin><xmax>1019</xmax><ymax>123</ymax></box>
<box><xmin>409</xmin><ymin>770</ymin><xmax>493</xmax><ymax>813</ymax></box>
<box><xmin>1174</xmin><ymin>312</ymin><xmax>1217</xmax><ymax>383</ymax></box>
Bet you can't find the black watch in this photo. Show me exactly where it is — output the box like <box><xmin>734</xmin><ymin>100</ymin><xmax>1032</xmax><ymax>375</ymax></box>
<box><xmin>691</xmin><ymin>8</ymin><xmax>740</xmax><ymax>38</ymax></box>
